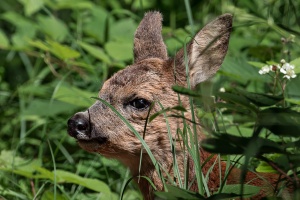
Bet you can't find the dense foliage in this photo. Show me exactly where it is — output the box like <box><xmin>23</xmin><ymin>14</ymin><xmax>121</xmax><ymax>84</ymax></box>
<box><xmin>0</xmin><ymin>0</ymin><xmax>299</xmax><ymax>199</ymax></box>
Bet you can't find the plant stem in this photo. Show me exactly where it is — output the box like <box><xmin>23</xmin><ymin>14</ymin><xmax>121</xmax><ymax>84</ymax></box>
<box><xmin>258</xmin><ymin>155</ymin><xmax>294</xmax><ymax>183</ymax></box>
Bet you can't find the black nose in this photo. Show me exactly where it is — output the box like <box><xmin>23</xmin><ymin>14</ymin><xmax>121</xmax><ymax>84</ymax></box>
<box><xmin>67</xmin><ymin>113</ymin><xmax>90</xmax><ymax>139</ymax></box>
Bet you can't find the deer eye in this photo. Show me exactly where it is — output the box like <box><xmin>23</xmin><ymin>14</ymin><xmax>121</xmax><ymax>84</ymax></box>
<box><xmin>129</xmin><ymin>98</ymin><xmax>150</xmax><ymax>110</ymax></box>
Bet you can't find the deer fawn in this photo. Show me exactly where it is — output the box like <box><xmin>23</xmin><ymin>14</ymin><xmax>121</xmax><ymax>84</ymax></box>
<box><xmin>68</xmin><ymin>12</ymin><xmax>288</xmax><ymax>199</ymax></box>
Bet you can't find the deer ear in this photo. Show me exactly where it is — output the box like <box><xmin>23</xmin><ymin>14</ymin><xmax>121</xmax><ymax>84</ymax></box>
<box><xmin>134</xmin><ymin>11</ymin><xmax>168</xmax><ymax>62</ymax></box>
<box><xmin>174</xmin><ymin>14</ymin><xmax>232</xmax><ymax>88</ymax></box>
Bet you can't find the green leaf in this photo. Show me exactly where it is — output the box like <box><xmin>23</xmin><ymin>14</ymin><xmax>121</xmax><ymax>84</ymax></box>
<box><xmin>55</xmin><ymin>170</ymin><xmax>111</xmax><ymax>195</ymax></box>
<box><xmin>217</xmin><ymin>92</ymin><xmax>259</xmax><ymax>113</ymax></box>
<box><xmin>83</xmin><ymin>6</ymin><xmax>109</xmax><ymax>43</ymax></box>
<box><xmin>266</xmin><ymin>61</ymin><xmax>278</xmax><ymax>65</ymax></box>
<box><xmin>35</xmin><ymin>167</ymin><xmax>55</xmax><ymax>179</ymax></box>
<box><xmin>256</xmin><ymin>162</ymin><xmax>277</xmax><ymax>173</ymax></box>
<box><xmin>172</xmin><ymin>85</ymin><xmax>201</xmax><ymax>97</ymax></box>
<box><xmin>201</xmin><ymin>134</ymin><xmax>284</xmax><ymax>155</ymax></box>
<box><xmin>256</xmin><ymin>155</ymin><xmax>279</xmax><ymax>173</ymax></box>
<box><xmin>0</xmin><ymin>150</ymin><xmax>42</xmax><ymax>177</ymax></box>
<box><xmin>0</xmin><ymin>186</ymin><xmax>27</xmax><ymax>199</ymax></box>
<box><xmin>75</xmin><ymin>192</ymin><xmax>119</xmax><ymax>200</ymax></box>
<box><xmin>221</xmin><ymin>57</ymin><xmax>267</xmax><ymax>83</ymax></box>
<box><xmin>47</xmin><ymin>40</ymin><xmax>80</xmax><ymax>59</ymax></box>
<box><xmin>29</xmin><ymin>40</ymin><xmax>50</xmax><ymax>51</ymax></box>
<box><xmin>0</xmin><ymin>30</ymin><xmax>9</xmax><ymax>48</ymax></box>
<box><xmin>285</xmin><ymin>98</ymin><xmax>300</xmax><ymax>105</ymax></box>
<box><xmin>11</xmin><ymin>34</ymin><xmax>31</xmax><ymax>50</ymax></box>
<box><xmin>21</xmin><ymin>99</ymin><xmax>78</xmax><ymax>117</ymax></box>
<box><xmin>155</xmin><ymin>185</ymin><xmax>205</xmax><ymax>200</ymax></box>
<box><xmin>2</xmin><ymin>12</ymin><xmax>37</xmax><ymax>49</ymax></box>
<box><xmin>207</xmin><ymin>193</ymin><xmax>241</xmax><ymax>200</ymax></box>
<box><xmin>247</xmin><ymin>61</ymin><xmax>266</xmax><ymax>69</ymax></box>
<box><xmin>282</xmin><ymin>154</ymin><xmax>300</xmax><ymax>168</ymax></box>
<box><xmin>18</xmin><ymin>84</ymin><xmax>50</xmax><ymax>97</ymax></box>
<box><xmin>53</xmin><ymin>84</ymin><xmax>95</xmax><ymax>107</ymax></box>
<box><xmin>257</xmin><ymin>154</ymin><xmax>299</xmax><ymax>173</ymax></box>
<box><xmin>29</xmin><ymin>39</ymin><xmax>81</xmax><ymax>59</ymax></box>
<box><xmin>41</xmin><ymin>190</ymin><xmax>68</xmax><ymax>200</ymax></box>
<box><xmin>3</xmin><ymin>164</ymin><xmax>111</xmax><ymax>196</ymax></box>
<box><xmin>68</xmin><ymin>60</ymin><xmax>95</xmax><ymax>72</ymax></box>
<box><xmin>290</xmin><ymin>57</ymin><xmax>300</xmax><ymax>74</ymax></box>
<box><xmin>47</xmin><ymin>0</ymin><xmax>93</xmax><ymax>10</ymax></box>
<box><xmin>172</xmin><ymin>106</ymin><xmax>187</xmax><ymax>112</ymax></box>
<box><xmin>122</xmin><ymin>190</ymin><xmax>143</xmax><ymax>200</ymax></box>
<box><xmin>37</xmin><ymin>15</ymin><xmax>69</xmax><ymax>42</ymax></box>
<box><xmin>105</xmin><ymin>41</ymin><xmax>133</xmax><ymax>61</ymax></box>
<box><xmin>236</xmin><ymin>88</ymin><xmax>283</xmax><ymax>107</ymax></box>
<box><xmin>258</xmin><ymin>107</ymin><xmax>300</xmax><ymax>137</ymax></box>
<box><xmin>109</xmin><ymin>18</ymin><xmax>137</xmax><ymax>42</ymax></box>
<box><xmin>0</xmin><ymin>150</ymin><xmax>27</xmax><ymax>169</ymax></box>
<box><xmin>0</xmin><ymin>151</ymin><xmax>111</xmax><ymax>195</ymax></box>
<box><xmin>18</xmin><ymin>0</ymin><xmax>45</xmax><ymax>16</ymax></box>
<box><xmin>214</xmin><ymin>102</ymin><xmax>249</xmax><ymax>114</ymax></box>
<box><xmin>220</xmin><ymin>184</ymin><xmax>260</xmax><ymax>198</ymax></box>
<box><xmin>2</xmin><ymin>12</ymin><xmax>37</xmax><ymax>38</ymax></box>
<box><xmin>225</xmin><ymin>126</ymin><xmax>253</xmax><ymax>137</ymax></box>
<box><xmin>164</xmin><ymin>28</ymin><xmax>190</xmax><ymax>56</ymax></box>
<box><xmin>78</xmin><ymin>41</ymin><xmax>111</xmax><ymax>64</ymax></box>
<box><xmin>201</xmin><ymin>136</ymin><xmax>244</xmax><ymax>155</ymax></box>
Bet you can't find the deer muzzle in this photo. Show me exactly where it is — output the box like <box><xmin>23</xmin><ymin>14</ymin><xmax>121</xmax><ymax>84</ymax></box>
<box><xmin>67</xmin><ymin>110</ymin><xmax>108</xmax><ymax>149</ymax></box>
<box><xmin>67</xmin><ymin>112</ymin><xmax>91</xmax><ymax>140</ymax></box>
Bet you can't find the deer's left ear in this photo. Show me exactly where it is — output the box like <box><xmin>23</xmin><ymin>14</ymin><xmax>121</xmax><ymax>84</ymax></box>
<box><xmin>174</xmin><ymin>14</ymin><xmax>233</xmax><ymax>88</ymax></box>
<box><xmin>133</xmin><ymin>11</ymin><xmax>168</xmax><ymax>62</ymax></box>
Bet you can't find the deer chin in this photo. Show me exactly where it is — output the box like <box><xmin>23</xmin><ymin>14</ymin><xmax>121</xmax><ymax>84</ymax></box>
<box><xmin>77</xmin><ymin>137</ymin><xmax>107</xmax><ymax>153</ymax></box>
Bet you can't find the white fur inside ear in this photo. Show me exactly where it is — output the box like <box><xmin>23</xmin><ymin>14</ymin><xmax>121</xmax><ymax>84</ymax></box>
<box><xmin>188</xmin><ymin>14</ymin><xmax>232</xmax><ymax>88</ymax></box>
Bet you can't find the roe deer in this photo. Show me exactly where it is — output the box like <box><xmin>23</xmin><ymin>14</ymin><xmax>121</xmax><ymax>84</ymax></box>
<box><xmin>68</xmin><ymin>12</ymin><xmax>288</xmax><ymax>199</ymax></box>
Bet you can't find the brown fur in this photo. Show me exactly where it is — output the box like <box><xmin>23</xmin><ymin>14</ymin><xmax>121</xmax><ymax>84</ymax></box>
<box><xmin>68</xmin><ymin>12</ymin><xmax>289</xmax><ymax>199</ymax></box>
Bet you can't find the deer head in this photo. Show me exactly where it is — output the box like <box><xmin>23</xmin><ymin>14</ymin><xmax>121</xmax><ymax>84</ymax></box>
<box><xmin>68</xmin><ymin>11</ymin><xmax>232</xmax><ymax>199</ymax></box>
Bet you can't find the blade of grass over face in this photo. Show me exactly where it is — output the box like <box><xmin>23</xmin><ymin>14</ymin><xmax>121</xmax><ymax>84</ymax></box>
<box><xmin>182</xmin><ymin>34</ymin><xmax>204</xmax><ymax>195</ymax></box>
<box><xmin>92</xmin><ymin>97</ymin><xmax>163</xmax><ymax>187</ymax></box>
<box><xmin>157</xmin><ymin>101</ymin><xmax>183</xmax><ymax>188</ymax></box>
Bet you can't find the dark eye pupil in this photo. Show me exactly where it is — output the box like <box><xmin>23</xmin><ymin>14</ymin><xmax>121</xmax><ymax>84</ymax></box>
<box><xmin>130</xmin><ymin>99</ymin><xmax>150</xmax><ymax>110</ymax></box>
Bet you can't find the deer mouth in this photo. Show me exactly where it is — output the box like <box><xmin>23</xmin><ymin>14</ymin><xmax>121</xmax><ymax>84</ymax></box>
<box><xmin>78</xmin><ymin>136</ymin><xmax>107</xmax><ymax>144</ymax></box>
<box><xmin>77</xmin><ymin>136</ymin><xmax>108</xmax><ymax>153</ymax></box>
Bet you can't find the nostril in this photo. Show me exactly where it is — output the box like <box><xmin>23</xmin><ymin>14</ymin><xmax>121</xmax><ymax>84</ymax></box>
<box><xmin>76</xmin><ymin>121</ymin><xmax>88</xmax><ymax>131</ymax></box>
<box><xmin>74</xmin><ymin>118</ymin><xmax>90</xmax><ymax>134</ymax></box>
<box><xmin>67</xmin><ymin>113</ymin><xmax>90</xmax><ymax>139</ymax></box>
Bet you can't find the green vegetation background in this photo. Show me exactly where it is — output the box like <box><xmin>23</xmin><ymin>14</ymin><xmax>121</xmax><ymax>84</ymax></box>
<box><xmin>0</xmin><ymin>0</ymin><xmax>300</xmax><ymax>199</ymax></box>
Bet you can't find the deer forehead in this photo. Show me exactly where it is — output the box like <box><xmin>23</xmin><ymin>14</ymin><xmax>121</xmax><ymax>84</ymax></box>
<box><xmin>99</xmin><ymin>58</ymin><xmax>173</xmax><ymax>102</ymax></box>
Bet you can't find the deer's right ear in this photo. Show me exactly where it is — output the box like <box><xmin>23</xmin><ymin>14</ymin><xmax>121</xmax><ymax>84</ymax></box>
<box><xmin>133</xmin><ymin>11</ymin><xmax>168</xmax><ymax>62</ymax></box>
<box><xmin>174</xmin><ymin>14</ymin><xmax>232</xmax><ymax>88</ymax></box>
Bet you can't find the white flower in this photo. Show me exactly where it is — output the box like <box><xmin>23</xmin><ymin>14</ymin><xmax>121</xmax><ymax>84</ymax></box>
<box><xmin>258</xmin><ymin>61</ymin><xmax>297</xmax><ymax>79</ymax></box>
<box><xmin>259</xmin><ymin>65</ymin><xmax>272</xmax><ymax>75</ymax></box>
<box><xmin>283</xmin><ymin>69</ymin><xmax>297</xmax><ymax>79</ymax></box>
<box><xmin>280</xmin><ymin>63</ymin><xmax>297</xmax><ymax>79</ymax></box>
<box><xmin>219</xmin><ymin>87</ymin><xmax>225</xmax><ymax>92</ymax></box>
<box><xmin>271</xmin><ymin>64</ymin><xmax>280</xmax><ymax>71</ymax></box>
